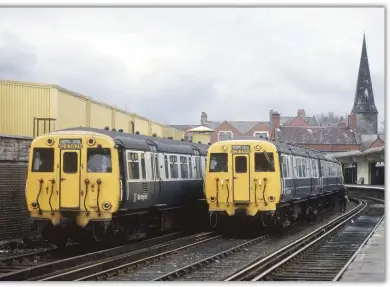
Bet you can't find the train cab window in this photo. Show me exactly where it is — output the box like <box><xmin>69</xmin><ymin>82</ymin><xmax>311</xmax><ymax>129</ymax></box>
<box><xmin>87</xmin><ymin>148</ymin><xmax>112</xmax><ymax>173</ymax></box>
<box><xmin>235</xmin><ymin>156</ymin><xmax>247</xmax><ymax>173</ymax></box>
<box><xmin>140</xmin><ymin>153</ymin><xmax>146</xmax><ymax>179</ymax></box>
<box><xmin>169</xmin><ymin>155</ymin><xmax>179</xmax><ymax>179</ymax></box>
<box><xmin>63</xmin><ymin>152</ymin><xmax>78</xmax><ymax>173</ymax></box>
<box><xmin>255</xmin><ymin>152</ymin><xmax>275</xmax><ymax>172</ymax></box>
<box><xmin>180</xmin><ymin>156</ymin><xmax>189</xmax><ymax>178</ymax></box>
<box><xmin>164</xmin><ymin>155</ymin><xmax>169</xmax><ymax>179</ymax></box>
<box><xmin>127</xmin><ymin>152</ymin><xmax>140</xmax><ymax>180</ymax></box>
<box><xmin>32</xmin><ymin>148</ymin><xmax>54</xmax><ymax>172</ymax></box>
<box><xmin>209</xmin><ymin>153</ymin><xmax>228</xmax><ymax>172</ymax></box>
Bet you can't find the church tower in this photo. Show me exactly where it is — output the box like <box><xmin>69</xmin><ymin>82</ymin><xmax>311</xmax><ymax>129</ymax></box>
<box><xmin>351</xmin><ymin>34</ymin><xmax>378</xmax><ymax>134</ymax></box>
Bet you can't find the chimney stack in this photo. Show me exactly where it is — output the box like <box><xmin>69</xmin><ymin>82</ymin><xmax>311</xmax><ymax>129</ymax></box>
<box><xmin>348</xmin><ymin>114</ymin><xmax>357</xmax><ymax>130</ymax></box>
<box><xmin>297</xmin><ymin>109</ymin><xmax>305</xmax><ymax>118</ymax></box>
<box><xmin>271</xmin><ymin>111</ymin><xmax>280</xmax><ymax>140</ymax></box>
<box><xmin>201</xmin><ymin>112</ymin><xmax>208</xmax><ymax>126</ymax></box>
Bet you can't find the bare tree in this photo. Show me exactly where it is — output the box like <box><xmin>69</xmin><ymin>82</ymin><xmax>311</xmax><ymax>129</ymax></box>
<box><xmin>379</xmin><ymin>120</ymin><xmax>385</xmax><ymax>134</ymax></box>
<box><xmin>316</xmin><ymin>112</ymin><xmax>343</xmax><ymax>126</ymax></box>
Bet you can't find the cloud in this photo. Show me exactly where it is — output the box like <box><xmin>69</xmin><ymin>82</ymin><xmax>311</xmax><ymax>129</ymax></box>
<box><xmin>0</xmin><ymin>7</ymin><xmax>385</xmax><ymax>126</ymax></box>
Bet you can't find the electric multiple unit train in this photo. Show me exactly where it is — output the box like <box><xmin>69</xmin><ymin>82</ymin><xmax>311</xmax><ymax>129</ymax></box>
<box><xmin>204</xmin><ymin>139</ymin><xmax>347</xmax><ymax>233</ymax></box>
<box><xmin>25</xmin><ymin>127</ymin><xmax>209</xmax><ymax>246</ymax></box>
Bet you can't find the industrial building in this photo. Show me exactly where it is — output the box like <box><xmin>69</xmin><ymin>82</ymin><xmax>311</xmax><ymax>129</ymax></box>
<box><xmin>0</xmin><ymin>79</ymin><xmax>184</xmax><ymax>140</ymax></box>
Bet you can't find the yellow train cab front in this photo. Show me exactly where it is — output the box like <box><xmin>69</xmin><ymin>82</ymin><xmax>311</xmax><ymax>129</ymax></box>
<box><xmin>205</xmin><ymin>140</ymin><xmax>281</xmax><ymax>216</ymax></box>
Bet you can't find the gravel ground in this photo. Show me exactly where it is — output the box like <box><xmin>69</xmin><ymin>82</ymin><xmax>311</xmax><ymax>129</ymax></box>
<box><xmin>111</xmin><ymin>201</ymin><xmax>357</xmax><ymax>281</ymax></box>
<box><xmin>176</xmin><ymin>201</ymin><xmax>358</xmax><ymax>281</ymax></box>
<box><xmin>0</xmin><ymin>239</ymin><xmax>55</xmax><ymax>259</ymax></box>
<box><xmin>110</xmin><ymin>237</ymin><xmax>250</xmax><ymax>281</ymax></box>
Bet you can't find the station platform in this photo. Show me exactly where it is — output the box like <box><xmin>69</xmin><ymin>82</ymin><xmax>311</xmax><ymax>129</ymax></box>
<box><xmin>338</xmin><ymin>218</ymin><xmax>385</xmax><ymax>282</ymax></box>
<box><xmin>345</xmin><ymin>184</ymin><xmax>385</xmax><ymax>190</ymax></box>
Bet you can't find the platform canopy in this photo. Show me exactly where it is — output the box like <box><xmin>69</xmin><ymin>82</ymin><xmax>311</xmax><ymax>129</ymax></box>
<box><xmin>327</xmin><ymin>146</ymin><xmax>385</xmax><ymax>164</ymax></box>
<box><xmin>188</xmin><ymin>126</ymin><xmax>215</xmax><ymax>133</ymax></box>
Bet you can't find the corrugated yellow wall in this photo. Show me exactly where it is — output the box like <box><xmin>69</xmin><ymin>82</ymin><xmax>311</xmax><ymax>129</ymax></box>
<box><xmin>151</xmin><ymin>122</ymin><xmax>163</xmax><ymax>137</ymax></box>
<box><xmin>89</xmin><ymin>102</ymin><xmax>112</xmax><ymax>129</ymax></box>
<box><xmin>162</xmin><ymin>127</ymin><xmax>174</xmax><ymax>138</ymax></box>
<box><xmin>114</xmin><ymin>110</ymin><xmax>133</xmax><ymax>133</ymax></box>
<box><xmin>133</xmin><ymin>115</ymin><xmax>149</xmax><ymax>135</ymax></box>
<box><xmin>57</xmin><ymin>90</ymin><xmax>87</xmax><ymax>129</ymax></box>
<box><xmin>0</xmin><ymin>81</ymin><xmax>52</xmax><ymax>137</ymax></box>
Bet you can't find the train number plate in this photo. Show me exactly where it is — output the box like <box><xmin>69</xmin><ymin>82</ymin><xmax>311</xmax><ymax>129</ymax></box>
<box><xmin>231</xmin><ymin>145</ymin><xmax>251</xmax><ymax>154</ymax></box>
<box><xmin>58</xmin><ymin>139</ymin><xmax>82</xmax><ymax>149</ymax></box>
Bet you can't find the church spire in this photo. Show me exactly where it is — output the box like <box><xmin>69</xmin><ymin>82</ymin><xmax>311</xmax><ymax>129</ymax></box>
<box><xmin>351</xmin><ymin>34</ymin><xmax>378</xmax><ymax>135</ymax></box>
<box><xmin>351</xmin><ymin>34</ymin><xmax>378</xmax><ymax>114</ymax></box>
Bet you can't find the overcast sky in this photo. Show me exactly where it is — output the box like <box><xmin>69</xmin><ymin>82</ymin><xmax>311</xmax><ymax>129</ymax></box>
<box><xmin>0</xmin><ymin>7</ymin><xmax>384</xmax><ymax>126</ymax></box>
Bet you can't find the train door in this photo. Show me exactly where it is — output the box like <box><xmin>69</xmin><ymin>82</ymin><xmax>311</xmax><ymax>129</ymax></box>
<box><xmin>59</xmin><ymin>150</ymin><xmax>81</xmax><ymax>209</ymax></box>
<box><xmin>149</xmin><ymin>145</ymin><xmax>161</xmax><ymax>198</ymax></box>
<box><xmin>232</xmin><ymin>154</ymin><xmax>250</xmax><ymax>202</ymax></box>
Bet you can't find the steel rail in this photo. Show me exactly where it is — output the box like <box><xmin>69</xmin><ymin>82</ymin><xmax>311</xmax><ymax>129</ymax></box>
<box><xmin>44</xmin><ymin>232</ymin><xmax>219</xmax><ymax>281</ymax></box>
<box><xmin>152</xmin><ymin>233</ymin><xmax>270</xmax><ymax>281</ymax></box>
<box><xmin>0</xmin><ymin>230</ymin><xmax>198</xmax><ymax>281</ymax></box>
<box><xmin>224</xmin><ymin>198</ymin><xmax>365</xmax><ymax>281</ymax></box>
<box><xmin>249</xmin><ymin>197</ymin><xmax>384</xmax><ymax>281</ymax></box>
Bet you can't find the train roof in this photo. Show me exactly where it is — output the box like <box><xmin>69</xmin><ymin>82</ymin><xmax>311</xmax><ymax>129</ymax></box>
<box><xmin>55</xmin><ymin>127</ymin><xmax>209</xmax><ymax>156</ymax></box>
<box><xmin>217</xmin><ymin>137</ymin><xmax>338</xmax><ymax>162</ymax></box>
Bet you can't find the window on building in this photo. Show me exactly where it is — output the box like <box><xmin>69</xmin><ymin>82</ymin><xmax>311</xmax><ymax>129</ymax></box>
<box><xmin>169</xmin><ymin>155</ymin><xmax>179</xmax><ymax>179</ymax></box>
<box><xmin>253</xmin><ymin>131</ymin><xmax>269</xmax><ymax>139</ymax></box>
<box><xmin>127</xmin><ymin>152</ymin><xmax>140</xmax><ymax>180</ymax></box>
<box><xmin>180</xmin><ymin>156</ymin><xmax>189</xmax><ymax>178</ymax></box>
<box><xmin>218</xmin><ymin>131</ymin><xmax>233</xmax><ymax>141</ymax></box>
<box><xmin>32</xmin><ymin>148</ymin><xmax>54</xmax><ymax>172</ymax></box>
<box><xmin>87</xmin><ymin>148</ymin><xmax>112</xmax><ymax>173</ymax></box>
<box><xmin>255</xmin><ymin>152</ymin><xmax>275</xmax><ymax>172</ymax></box>
<box><xmin>209</xmin><ymin>153</ymin><xmax>228</xmax><ymax>172</ymax></box>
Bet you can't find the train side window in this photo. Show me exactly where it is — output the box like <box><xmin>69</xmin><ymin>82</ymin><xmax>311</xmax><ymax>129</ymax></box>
<box><xmin>63</xmin><ymin>152</ymin><xmax>78</xmax><ymax>174</ymax></box>
<box><xmin>288</xmin><ymin>156</ymin><xmax>295</xmax><ymax>177</ymax></box>
<box><xmin>281</xmin><ymin>155</ymin><xmax>288</xmax><ymax>178</ymax></box>
<box><xmin>209</xmin><ymin>153</ymin><xmax>228</xmax><ymax>172</ymax></box>
<box><xmin>164</xmin><ymin>155</ymin><xmax>169</xmax><ymax>179</ymax></box>
<box><xmin>32</xmin><ymin>148</ymin><xmax>54</xmax><ymax>172</ymax></box>
<box><xmin>300</xmin><ymin>158</ymin><xmax>304</xmax><ymax>177</ymax></box>
<box><xmin>255</xmin><ymin>152</ymin><xmax>275</xmax><ymax>172</ymax></box>
<box><xmin>140</xmin><ymin>153</ymin><xmax>146</xmax><ymax>179</ymax></box>
<box><xmin>180</xmin><ymin>156</ymin><xmax>189</xmax><ymax>178</ymax></box>
<box><xmin>155</xmin><ymin>154</ymin><xmax>160</xmax><ymax>179</ymax></box>
<box><xmin>189</xmin><ymin>157</ymin><xmax>193</xmax><ymax>178</ymax></box>
<box><xmin>127</xmin><ymin>152</ymin><xmax>140</xmax><ymax>180</ymax></box>
<box><xmin>169</xmin><ymin>155</ymin><xmax>179</xmax><ymax>179</ymax></box>
<box><xmin>235</xmin><ymin>156</ymin><xmax>247</xmax><ymax>173</ymax></box>
<box><xmin>195</xmin><ymin>157</ymin><xmax>200</xmax><ymax>178</ymax></box>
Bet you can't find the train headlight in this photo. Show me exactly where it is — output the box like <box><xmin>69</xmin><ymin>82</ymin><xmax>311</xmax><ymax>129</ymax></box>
<box><xmin>102</xmin><ymin>201</ymin><xmax>112</xmax><ymax>210</ymax></box>
<box><xmin>268</xmin><ymin>196</ymin><xmax>275</xmax><ymax>202</ymax></box>
<box><xmin>46</xmin><ymin>137</ymin><xmax>55</xmax><ymax>146</ymax></box>
<box><xmin>209</xmin><ymin>197</ymin><xmax>216</xmax><ymax>202</ymax></box>
<box><xmin>31</xmin><ymin>202</ymin><xmax>38</xmax><ymax>208</ymax></box>
<box><xmin>222</xmin><ymin>145</ymin><xmax>228</xmax><ymax>152</ymax></box>
<box><xmin>255</xmin><ymin>145</ymin><xmax>261</xmax><ymax>151</ymax></box>
<box><xmin>87</xmin><ymin>137</ymin><xmax>96</xmax><ymax>146</ymax></box>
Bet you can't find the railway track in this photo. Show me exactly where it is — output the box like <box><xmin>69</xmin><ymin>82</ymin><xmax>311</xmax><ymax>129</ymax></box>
<box><xmin>0</xmin><ymin>230</ymin><xmax>202</xmax><ymax>281</ymax></box>
<box><xmin>147</xmin><ymin>200</ymin><xmax>360</xmax><ymax>281</ymax></box>
<box><xmin>225</xmin><ymin>196</ymin><xmax>384</xmax><ymax>281</ymax></box>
